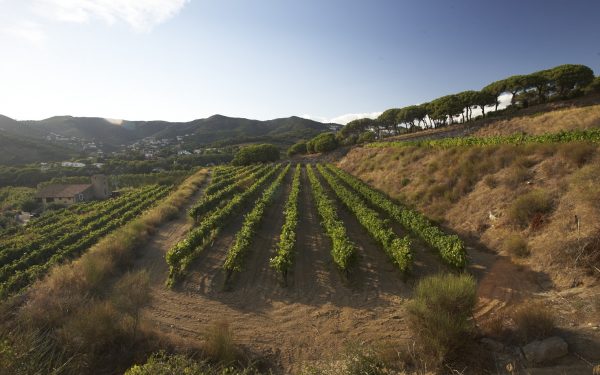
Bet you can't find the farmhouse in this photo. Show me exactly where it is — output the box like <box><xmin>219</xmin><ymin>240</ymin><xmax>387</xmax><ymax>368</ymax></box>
<box><xmin>35</xmin><ymin>175</ymin><xmax>110</xmax><ymax>206</ymax></box>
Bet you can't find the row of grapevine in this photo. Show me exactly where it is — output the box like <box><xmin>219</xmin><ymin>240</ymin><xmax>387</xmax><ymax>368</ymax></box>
<box><xmin>368</xmin><ymin>128</ymin><xmax>600</xmax><ymax>149</ymax></box>
<box><xmin>166</xmin><ymin>164</ymin><xmax>283</xmax><ymax>285</ymax></box>
<box><xmin>270</xmin><ymin>164</ymin><xmax>301</xmax><ymax>279</ymax></box>
<box><xmin>211</xmin><ymin>165</ymin><xmax>239</xmax><ymax>180</ymax></box>
<box><xmin>316</xmin><ymin>164</ymin><xmax>412</xmax><ymax>273</ymax></box>
<box><xmin>223</xmin><ymin>164</ymin><xmax>291</xmax><ymax>274</ymax></box>
<box><xmin>204</xmin><ymin>164</ymin><xmax>262</xmax><ymax>196</ymax></box>
<box><xmin>0</xmin><ymin>184</ymin><xmax>172</xmax><ymax>298</ymax></box>
<box><xmin>188</xmin><ymin>164</ymin><xmax>271</xmax><ymax>220</ymax></box>
<box><xmin>5</xmin><ymin>187</ymin><xmax>142</xmax><ymax>236</ymax></box>
<box><xmin>324</xmin><ymin>164</ymin><xmax>467</xmax><ymax>268</ymax></box>
<box><xmin>0</xmin><ymin>185</ymin><xmax>171</xmax><ymax>280</ymax></box>
<box><xmin>306</xmin><ymin>164</ymin><xmax>356</xmax><ymax>272</ymax></box>
<box><xmin>0</xmin><ymin>185</ymin><xmax>166</xmax><ymax>265</ymax></box>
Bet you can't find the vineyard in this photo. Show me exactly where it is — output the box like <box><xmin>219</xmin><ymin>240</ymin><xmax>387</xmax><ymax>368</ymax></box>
<box><xmin>369</xmin><ymin>127</ymin><xmax>600</xmax><ymax>149</ymax></box>
<box><xmin>0</xmin><ymin>184</ymin><xmax>172</xmax><ymax>298</ymax></box>
<box><xmin>165</xmin><ymin>162</ymin><xmax>465</xmax><ymax>288</ymax></box>
<box><xmin>0</xmin><ymin>161</ymin><xmax>467</xmax><ymax>300</ymax></box>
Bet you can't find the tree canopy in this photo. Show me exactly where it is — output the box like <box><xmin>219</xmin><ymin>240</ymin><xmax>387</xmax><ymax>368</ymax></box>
<box><xmin>337</xmin><ymin>63</ymin><xmax>597</xmax><ymax>145</ymax></box>
<box><xmin>232</xmin><ymin>144</ymin><xmax>280</xmax><ymax>165</ymax></box>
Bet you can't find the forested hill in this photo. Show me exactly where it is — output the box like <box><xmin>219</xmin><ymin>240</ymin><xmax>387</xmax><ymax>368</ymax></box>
<box><xmin>1</xmin><ymin>114</ymin><xmax>339</xmax><ymax>152</ymax></box>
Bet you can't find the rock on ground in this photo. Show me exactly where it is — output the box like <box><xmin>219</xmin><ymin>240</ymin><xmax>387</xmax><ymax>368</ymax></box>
<box><xmin>523</xmin><ymin>336</ymin><xmax>568</xmax><ymax>364</ymax></box>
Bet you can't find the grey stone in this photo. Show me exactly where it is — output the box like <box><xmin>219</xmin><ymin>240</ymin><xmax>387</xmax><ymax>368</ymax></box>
<box><xmin>480</xmin><ymin>337</ymin><xmax>505</xmax><ymax>352</ymax></box>
<box><xmin>523</xmin><ymin>336</ymin><xmax>568</xmax><ymax>364</ymax></box>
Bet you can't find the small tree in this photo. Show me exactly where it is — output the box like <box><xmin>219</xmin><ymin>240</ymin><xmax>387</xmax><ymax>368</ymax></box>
<box><xmin>544</xmin><ymin>64</ymin><xmax>595</xmax><ymax>97</ymax></box>
<box><xmin>584</xmin><ymin>76</ymin><xmax>600</xmax><ymax>94</ymax></box>
<box><xmin>357</xmin><ymin>131</ymin><xmax>375</xmax><ymax>144</ymax></box>
<box><xmin>378</xmin><ymin>108</ymin><xmax>402</xmax><ymax>135</ymax></box>
<box><xmin>482</xmin><ymin>80</ymin><xmax>507</xmax><ymax>112</ymax></box>
<box><xmin>287</xmin><ymin>140</ymin><xmax>307</xmax><ymax>157</ymax></box>
<box><xmin>472</xmin><ymin>91</ymin><xmax>497</xmax><ymax>118</ymax></box>
<box><xmin>307</xmin><ymin>132</ymin><xmax>338</xmax><ymax>153</ymax></box>
<box><xmin>231</xmin><ymin>144</ymin><xmax>280</xmax><ymax>165</ymax></box>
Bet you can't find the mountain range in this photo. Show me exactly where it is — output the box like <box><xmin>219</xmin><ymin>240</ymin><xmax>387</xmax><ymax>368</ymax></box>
<box><xmin>0</xmin><ymin>114</ymin><xmax>340</xmax><ymax>165</ymax></box>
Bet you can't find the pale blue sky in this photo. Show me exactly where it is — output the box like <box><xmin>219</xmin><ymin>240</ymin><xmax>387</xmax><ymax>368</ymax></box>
<box><xmin>0</xmin><ymin>0</ymin><xmax>599</xmax><ymax>124</ymax></box>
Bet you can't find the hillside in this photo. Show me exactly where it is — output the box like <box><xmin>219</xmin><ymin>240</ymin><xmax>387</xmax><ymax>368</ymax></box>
<box><xmin>7</xmin><ymin>114</ymin><xmax>338</xmax><ymax>150</ymax></box>
<box><xmin>0</xmin><ymin>115</ymin><xmax>76</xmax><ymax>165</ymax></box>
<box><xmin>336</xmin><ymin>108</ymin><xmax>600</xmax><ymax>371</ymax></box>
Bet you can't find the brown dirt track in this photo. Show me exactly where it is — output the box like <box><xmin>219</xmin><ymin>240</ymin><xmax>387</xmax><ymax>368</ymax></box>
<box><xmin>135</xmin><ymin>166</ymin><xmax>542</xmax><ymax>374</ymax></box>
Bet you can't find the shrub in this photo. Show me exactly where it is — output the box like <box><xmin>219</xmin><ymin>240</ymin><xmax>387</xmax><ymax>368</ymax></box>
<box><xmin>503</xmin><ymin>234</ymin><xmax>530</xmax><ymax>258</ymax></box>
<box><xmin>584</xmin><ymin>76</ymin><xmax>600</xmax><ymax>94</ymax></box>
<box><xmin>306</xmin><ymin>132</ymin><xmax>338</xmax><ymax>153</ymax></box>
<box><xmin>512</xmin><ymin>302</ymin><xmax>555</xmax><ymax>344</ymax></box>
<box><xmin>111</xmin><ymin>271</ymin><xmax>151</xmax><ymax>339</ymax></box>
<box><xmin>407</xmin><ymin>273</ymin><xmax>477</xmax><ymax>365</ymax></box>
<box><xmin>125</xmin><ymin>352</ymin><xmax>207</xmax><ymax>375</ymax></box>
<box><xmin>508</xmin><ymin>190</ymin><xmax>553</xmax><ymax>227</ymax></box>
<box><xmin>558</xmin><ymin>141</ymin><xmax>596</xmax><ymax>167</ymax></box>
<box><xmin>203</xmin><ymin>321</ymin><xmax>237</xmax><ymax>364</ymax></box>
<box><xmin>287</xmin><ymin>140</ymin><xmax>307</xmax><ymax>156</ymax></box>
<box><xmin>504</xmin><ymin>164</ymin><xmax>531</xmax><ymax>188</ymax></box>
<box><xmin>357</xmin><ymin>131</ymin><xmax>376</xmax><ymax>144</ymax></box>
<box><xmin>125</xmin><ymin>351</ymin><xmax>258</xmax><ymax>375</ymax></box>
<box><xmin>231</xmin><ymin>144</ymin><xmax>280</xmax><ymax>165</ymax></box>
<box><xmin>570</xmin><ymin>163</ymin><xmax>600</xmax><ymax>209</ymax></box>
<box><xmin>483</xmin><ymin>175</ymin><xmax>498</xmax><ymax>188</ymax></box>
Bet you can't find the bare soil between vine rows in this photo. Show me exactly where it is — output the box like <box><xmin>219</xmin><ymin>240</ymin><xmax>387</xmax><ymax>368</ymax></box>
<box><xmin>135</xmin><ymin>166</ymin><xmax>542</xmax><ymax>374</ymax></box>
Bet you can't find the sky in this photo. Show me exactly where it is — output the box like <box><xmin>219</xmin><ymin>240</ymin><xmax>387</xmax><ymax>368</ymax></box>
<box><xmin>0</xmin><ymin>0</ymin><xmax>599</xmax><ymax>124</ymax></box>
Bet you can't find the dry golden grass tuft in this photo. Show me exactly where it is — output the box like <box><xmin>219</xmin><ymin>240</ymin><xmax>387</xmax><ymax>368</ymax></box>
<box><xmin>507</xmin><ymin>190</ymin><xmax>554</xmax><ymax>228</ymax></box>
<box><xmin>406</xmin><ymin>273</ymin><xmax>477</xmax><ymax>367</ymax></box>
<box><xmin>511</xmin><ymin>301</ymin><xmax>556</xmax><ymax>344</ymax></box>
<box><xmin>203</xmin><ymin>321</ymin><xmax>238</xmax><ymax>365</ymax></box>
<box><xmin>503</xmin><ymin>234</ymin><xmax>530</xmax><ymax>258</ymax></box>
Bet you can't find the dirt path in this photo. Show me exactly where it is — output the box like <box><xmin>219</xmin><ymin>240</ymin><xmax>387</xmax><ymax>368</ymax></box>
<box><xmin>138</xmin><ymin>166</ymin><xmax>412</xmax><ymax>374</ymax></box>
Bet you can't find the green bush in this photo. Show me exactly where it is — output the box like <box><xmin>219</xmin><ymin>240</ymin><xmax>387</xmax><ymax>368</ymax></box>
<box><xmin>407</xmin><ymin>273</ymin><xmax>477</xmax><ymax>364</ymax></box>
<box><xmin>585</xmin><ymin>76</ymin><xmax>600</xmax><ymax>94</ymax></box>
<box><xmin>306</xmin><ymin>132</ymin><xmax>338</xmax><ymax>153</ymax></box>
<box><xmin>357</xmin><ymin>131</ymin><xmax>375</xmax><ymax>144</ymax></box>
<box><xmin>231</xmin><ymin>144</ymin><xmax>280</xmax><ymax>165</ymax></box>
<box><xmin>508</xmin><ymin>190</ymin><xmax>553</xmax><ymax>227</ymax></box>
<box><xmin>287</xmin><ymin>141</ymin><xmax>308</xmax><ymax>156</ymax></box>
<box><xmin>125</xmin><ymin>351</ymin><xmax>258</xmax><ymax>375</ymax></box>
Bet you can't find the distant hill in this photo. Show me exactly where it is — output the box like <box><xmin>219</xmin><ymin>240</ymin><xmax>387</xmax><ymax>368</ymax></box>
<box><xmin>0</xmin><ymin>131</ymin><xmax>76</xmax><ymax>165</ymax></box>
<box><xmin>2</xmin><ymin>114</ymin><xmax>339</xmax><ymax>153</ymax></box>
<box><xmin>0</xmin><ymin>115</ymin><xmax>77</xmax><ymax>165</ymax></box>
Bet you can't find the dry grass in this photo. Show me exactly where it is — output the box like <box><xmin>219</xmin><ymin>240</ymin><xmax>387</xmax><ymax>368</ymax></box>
<box><xmin>474</xmin><ymin>103</ymin><xmax>600</xmax><ymax>137</ymax></box>
<box><xmin>203</xmin><ymin>321</ymin><xmax>238</xmax><ymax>365</ymax></box>
<box><xmin>558</xmin><ymin>141</ymin><xmax>596</xmax><ymax>167</ymax></box>
<box><xmin>507</xmin><ymin>190</ymin><xmax>554</xmax><ymax>228</ymax></box>
<box><xmin>511</xmin><ymin>301</ymin><xmax>556</xmax><ymax>344</ymax></box>
<box><xmin>570</xmin><ymin>162</ymin><xmax>600</xmax><ymax>209</ymax></box>
<box><xmin>503</xmin><ymin>234</ymin><xmax>530</xmax><ymax>258</ymax></box>
<box><xmin>503</xmin><ymin>164</ymin><xmax>531</xmax><ymax>189</ymax></box>
<box><xmin>340</xmin><ymin>134</ymin><xmax>600</xmax><ymax>289</ymax></box>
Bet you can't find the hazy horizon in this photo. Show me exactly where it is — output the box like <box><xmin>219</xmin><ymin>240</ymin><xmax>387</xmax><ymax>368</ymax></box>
<box><xmin>1</xmin><ymin>0</ymin><xmax>599</xmax><ymax>124</ymax></box>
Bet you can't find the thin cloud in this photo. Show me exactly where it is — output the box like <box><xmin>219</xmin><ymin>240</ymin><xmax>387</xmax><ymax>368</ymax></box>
<box><xmin>32</xmin><ymin>0</ymin><xmax>190</xmax><ymax>32</ymax></box>
<box><xmin>328</xmin><ymin>112</ymin><xmax>382</xmax><ymax>125</ymax></box>
<box><xmin>1</xmin><ymin>20</ymin><xmax>46</xmax><ymax>43</ymax></box>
